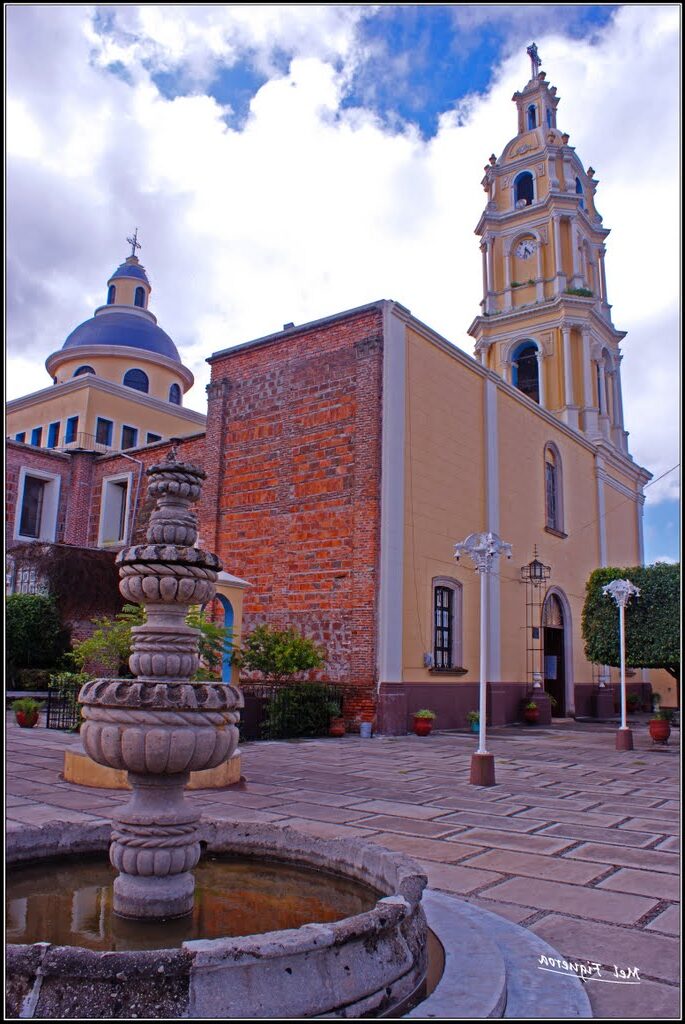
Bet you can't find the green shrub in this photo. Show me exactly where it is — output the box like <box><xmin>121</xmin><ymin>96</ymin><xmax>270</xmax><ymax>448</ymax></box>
<box><xmin>6</xmin><ymin>594</ymin><xmax>70</xmax><ymax>675</ymax></box>
<box><xmin>233</xmin><ymin>624</ymin><xmax>325</xmax><ymax>685</ymax></box>
<box><xmin>262</xmin><ymin>683</ymin><xmax>339</xmax><ymax>739</ymax></box>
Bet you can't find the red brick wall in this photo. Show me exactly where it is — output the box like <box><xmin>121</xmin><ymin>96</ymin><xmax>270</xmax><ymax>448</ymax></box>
<box><xmin>206</xmin><ymin>308</ymin><xmax>385</xmax><ymax>715</ymax></box>
<box><xmin>6</xmin><ymin>442</ymin><xmax>72</xmax><ymax>547</ymax></box>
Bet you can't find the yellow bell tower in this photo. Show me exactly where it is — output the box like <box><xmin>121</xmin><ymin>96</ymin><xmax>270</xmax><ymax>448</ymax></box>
<box><xmin>468</xmin><ymin>44</ymin><xmax>629</xmax><ymax>455</ymax></box>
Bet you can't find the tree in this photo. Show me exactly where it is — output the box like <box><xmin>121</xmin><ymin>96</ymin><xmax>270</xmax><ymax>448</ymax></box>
<box><xmin>233</xmin><ymin>624</ymin><xmax>326</xmax><ymax>685</ymax></box>
<box><xmin>6</xmin><ymin>594</ymin><xmax>70</xmax><ymax>676</ymax></box>
<box><xmin>582</xmin><ymin>564</ymin><xmax>680</xmax><ymax>684</ymax></box>
<box><xmin>71</xmin><ymin>604</ymin><xmax>230</xmax><ymax>679</ymax></box>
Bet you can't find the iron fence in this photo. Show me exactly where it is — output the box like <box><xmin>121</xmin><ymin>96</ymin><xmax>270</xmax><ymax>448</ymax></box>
<box><xmin>46</xmin><ymin>675</ymin><xmax>87</xmax><ymax>731</ymax></box>
<box><xmin>239</xmin><ymin>682</ymin><xmax>344</xmax><ymax>741</ymax></box>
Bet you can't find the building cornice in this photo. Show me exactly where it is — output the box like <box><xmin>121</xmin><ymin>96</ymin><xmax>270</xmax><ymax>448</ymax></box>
<box><xmin>467</xmin><ymin>296</ymin><xmax>626</xmax><ymax>344</ymax></box>
<box><xmin>475</xmin><ymin>191</ymin><xmax>609</xmax><ymax>238</ymax></box>
<box><xmin>46</xmin><ymin>344</ymin><xmax>195</xmax><ymax>390</ymax></box>
<box><xmin>6</xmin><ymin>374</ymin><xmax>206</xmax><ymax>425</ymax></box>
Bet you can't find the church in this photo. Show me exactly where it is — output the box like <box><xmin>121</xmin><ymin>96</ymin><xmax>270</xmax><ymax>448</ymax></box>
<box><xmin>6</xmin><ymin>52</ymin><xmax>652</xmax><ymax>731</ymax></box>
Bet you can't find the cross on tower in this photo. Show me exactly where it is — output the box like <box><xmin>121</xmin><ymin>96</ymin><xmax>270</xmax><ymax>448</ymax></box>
<box><xmin>126</xmin><ymin>228</ymin><xmax>142</xmax><ymax>258</ymax></box>
<box><xmin>526</xmin><ymin>43</ymin><xmax>542</xmax><ymax>80</ymax></box>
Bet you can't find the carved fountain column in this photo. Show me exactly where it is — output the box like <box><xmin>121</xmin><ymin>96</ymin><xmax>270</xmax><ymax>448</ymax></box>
<box><xmin>79</xmin><ymin>449</ymin><xmax>242</xmax><ymax>919</ymax></box>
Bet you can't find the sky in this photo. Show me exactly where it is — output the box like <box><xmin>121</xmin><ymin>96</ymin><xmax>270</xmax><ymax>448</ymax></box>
<box><xmin>6</xmin><ymin>4</ymin><xmax>680</xmax><ymax>563</ymax></box>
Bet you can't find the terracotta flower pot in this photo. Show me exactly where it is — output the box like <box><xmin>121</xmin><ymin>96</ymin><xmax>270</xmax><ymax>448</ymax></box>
<box><xmin>329</xmin><ymin>718</ymin><xmax>345</xmax><ymax>737</ymax></box>
<box><xmin>523</xmin><ymin>708</ymin><xmax>539</xmax><ymax>724</ymax></box>
<box><xmin>413</xmin><ymin>718</ymin><xmax>433</xmax><ymax>736</ymax></box>
<box><xmin>15</xmin><ymin>712</ymin><xmax>39</xmax><ymax>728</ymax></box>
<box><xmin>648</xmin><ymin>719</ymin><xmax>670</xmax><ymax>744</ymax></box>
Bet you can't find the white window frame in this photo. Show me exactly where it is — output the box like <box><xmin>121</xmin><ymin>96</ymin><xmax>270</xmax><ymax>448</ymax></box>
<box><xmin>14</xmin><ymin>466</ymin><xmax>62</xmax><ymax>543</ymax></box>
<box><xmin>98</xmin><ymin>471</ymin><xmax>133</xmax><ymax>547</ymax></box>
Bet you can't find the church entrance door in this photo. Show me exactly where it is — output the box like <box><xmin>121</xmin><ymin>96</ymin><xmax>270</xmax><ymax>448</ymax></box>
<box><xmin>543</xmin><ymin>593</ymin><xmax>566</xmax><ymax>717</ymax></box>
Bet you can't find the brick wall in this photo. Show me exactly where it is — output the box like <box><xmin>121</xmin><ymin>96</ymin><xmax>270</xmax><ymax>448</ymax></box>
<box><xmin>6</xmin><ymin>442</ymin><xmax>72</xmax><ymax>548</ymax></box>
<box><xmin>206</xmin><ymin>308</ymin><xmax>385</xmax><ymax>717</ymax></box>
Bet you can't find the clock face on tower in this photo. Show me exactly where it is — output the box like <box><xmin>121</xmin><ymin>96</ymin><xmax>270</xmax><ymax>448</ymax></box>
<box><xmin>515</xmin><ymin>239</ymin><xmax>537</xmax><ymax>259</ymax></box>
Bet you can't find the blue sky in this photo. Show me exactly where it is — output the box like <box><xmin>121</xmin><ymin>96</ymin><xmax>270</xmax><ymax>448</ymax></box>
<box><xmin>6</xmin><ymin>5</ymin><xmax>679</xmax><ymax>563</ymax></box>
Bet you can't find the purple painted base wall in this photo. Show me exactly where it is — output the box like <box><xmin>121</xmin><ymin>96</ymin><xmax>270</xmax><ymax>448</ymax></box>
<box><xmin>375</xmin><ymin>680</ymin><xmax>652</xmax><ymax>734</ymax></box>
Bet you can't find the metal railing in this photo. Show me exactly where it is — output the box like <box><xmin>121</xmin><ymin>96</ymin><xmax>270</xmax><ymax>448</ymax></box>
<box><xmin>239</xmin><ymin>682</ymin><xmax>344</xmax><ymax>741</ymax></box>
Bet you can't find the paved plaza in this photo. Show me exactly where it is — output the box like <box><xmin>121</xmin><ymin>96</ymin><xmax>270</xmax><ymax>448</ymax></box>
<box><xmin>6</xmin><ymin>715</ymin><xmax>680</xmax><ymax>1019</ymax></box>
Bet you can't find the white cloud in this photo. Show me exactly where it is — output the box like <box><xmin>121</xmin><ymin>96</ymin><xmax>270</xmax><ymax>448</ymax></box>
<box><xmin>6</xmin><ymin>5</ymin><xmax>680</xmax><ymax>511</ymax></box>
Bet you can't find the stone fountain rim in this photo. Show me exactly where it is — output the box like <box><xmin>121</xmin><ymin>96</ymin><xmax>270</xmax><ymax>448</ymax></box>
<box><xmin>7</xmin><ymin>816</ymin><xmax>426</xmax><ymax>965</ymax></box>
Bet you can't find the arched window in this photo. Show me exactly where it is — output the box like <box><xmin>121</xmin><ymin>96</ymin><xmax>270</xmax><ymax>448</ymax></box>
<box><xmin>74</xmin><ymin>365</ymin><xmax>95</xmax><ymax>377</ymax></box>
<box><xmin>596</xmin><ymin>363</ymin><xmax>603</xmax><ymax>413</ymax></box>
<box><xmin>544</xmin><ymin>443</ymin><xmax>564</xmax><ymax>534</ymax></box>
<box><xmin>547</xmin><ymin>109</ymin><xmax>553</xmax><ymax>129</ymax></box>
<box><xmin>514</xmin><ymin>171</ymin><xmax>534</xmax><ymax>207</ymax></box>
<box><xmin>575</xmin><ymin>176</ymin><xmax>585</xmax><ymax>210</ymax></box>
<box><xmin>123</xmin><ymin>368</ymin><xmax>149</xmax><ymax>393</ymax></box>
<box><xmin>527</xmin><ymin>104</ymin><xmax>537</xmax><ymax>129</ymax></box>
<box><xmin>169</xmin><ymin>383</ymin><xmax>182</xmax><ymax>405</ymax></box>
<box><xmin>107</xmin><ymin>285</ymin><xmax>116</xmax><ymax>305</ymax></box>
<box><xmin>432</xmin><ymin>578</ymin><xmax>463</xmax><ymax>670</ymax></box>
<box><xmin>134</xmin><ymin>286</ymin><xmax>146</xmax><ymax>308</ymax></box>
<box><xmin>512</xmin><ymin>342</ymin><xmax>540</xmax><ymax>403</ymax></box>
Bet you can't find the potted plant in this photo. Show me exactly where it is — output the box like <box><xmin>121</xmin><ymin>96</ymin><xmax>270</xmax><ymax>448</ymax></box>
<box><xmin>523</xmin><ymin>701</ymin><xmax>540</xmax><ymax>724</ymax></box>
<box><xmin>648</xmin><ymin>707</ymin><xmax>673</xmax><ymax>745</ymax></box>
<box><xmin>413</xmin><ymin>709</ymin><xmax>436</xmax><ymax>736</ymax></box>
<box><xmin>327</xmin><ymin>702</ymin><xmax>345</xmax><ymax>737</ymax></box>
<box><xmin>626</xmin><ymin>692</ymin><xmax>641</xmax><ymax>714</ymax></box>
<box><xmin>467</xmin><ymin>710</ymin><xmax>480</xmax><ymax>734</ymax></box>
<box><xmin>11</xmin><ymin>697</ymin><xmax>43</xmax><ymax>728</ymax></box>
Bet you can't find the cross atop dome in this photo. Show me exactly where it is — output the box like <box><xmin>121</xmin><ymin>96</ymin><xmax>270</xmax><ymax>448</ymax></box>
<box><xmin>126</xmin><ymin>228</ymin><xmax>142</xmax><ymax>259</ymax></box>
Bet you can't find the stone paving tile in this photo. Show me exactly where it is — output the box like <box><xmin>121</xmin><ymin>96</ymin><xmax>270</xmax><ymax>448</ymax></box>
<box><xmin>596</xmin><ymin>867</ymin><xmax>681</xmax><ymax>901</ymax></box>
<box><xmin>427</xmin><ymin>795</ymin><xmax>536</xmax><ymax>814</ymax></box>
<box><xmin>586</xmin><ymin>800</ymin><xmax>677</xmax><ymax>816</ymax></box>
<box><xmin>274</xmin><ymin>818</ymin><xmax>380</xmax><ymax>840</ymax></box>
<box><xmin>197</xmin><ymin>805</ymin><xmax>287</xmax><ymax>824</ymax></box>
<box><xmin>348</xmin><ymin>799</ymin><xmax>461</xmax><ymax>820</ymax></box>
<box><xmin>420</xmin><ymin>862</ymin><xmax>505</xmax><ymax>896</ymax></box>
<box><xmin>446</xmin><ymin>827</ymin><xmax>575</xmax><ymax>855</ymax></box>
<box><xmin>618</xmin><ymin>817</ymin><xmax>680</xmax><ymax>836</ymax></box>
<box><xmin>349</xmin><ymin>814</ymin><xmax>463</xmax><ymax>839</ymax></box>
<box><xmin>481</xmin><ymin>876</ymin><xmax>657</xmax><ymax>925</ymax></box>
<box><xmin>435</xmin><ymin>810</ymin><xmax>546</xmax><ymax>833</ymax></box>
<box><xmin>584</xmin><ymin>977</ymin><xmax>680</xmax><ymax>1020</ymax></box>
<box><xmin>530</xmin><ymin>913</ymin><xmax>681</xmax><ymax>983</ymax></box>
<box><xmin>267</xmin><ymin>788</ymin><xmax>370</xmax><ymax>809</ymax></box>
<box><xmin>462</xmin><ymin>895</ymin><xmax>536</xmax><ymax>926</ymax></box>
<box><xmin>513</xmin><ymin>807</ymin><xmax>631</xmax><ymax>828</ymax></box>
<box><xmin>195</xmin><ymin>792</ymin><xmax>290</xmax><ymax>811</ymax></box>
<box><xmin>538</xmin><ymin>822</ymin><xmax>658</xmax><ymax>847</ymax></box>
<box><xmin>561</xmin><ymin>842</ymin><xmax>680</xmax><ymax>875</ymax></box>
<box><xmin>264</xmin><ymin>802</ymin><xmax>374</xmax><ymax>825</ymax></box>
<box><xmin>460</xmin><ymin>848</ymin><xmax>608</xmax><ymax>885</ymax></box>
<box><xmin>6</xmin><ymin>806</ymin><xmax>102</xmax><ymax>825</ymax></box>
<box><xmin>654</xmin><ymin>836</ymin><xmax>680</xmax><ymax>853</ymax></box>
<box><xmin>644</xmin><ymin>906</ymin><xmax>680</xmax><ymax>936</ymax></box>
<box><xmin>364</xmin><ymin>832</ymin><xmax>483</xmax><ymax>864</ymax></box>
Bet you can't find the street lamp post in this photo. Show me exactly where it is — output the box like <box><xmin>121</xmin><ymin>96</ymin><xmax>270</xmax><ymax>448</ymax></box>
<box><xmin>603</xmin><ymin>579</ymin><xmax>641</xmax><ymax>751</ymax></box>
<box><xmin>455</xmin><ymin>531</ymin><xmax>512</xmax><ymax>786</ymax></box>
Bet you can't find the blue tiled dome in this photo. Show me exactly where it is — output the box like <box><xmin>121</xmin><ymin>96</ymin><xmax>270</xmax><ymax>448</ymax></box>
<box><xmin>63</xmin><ymin>312</ymin><xmax>181</xmax><ymax>362</ymax></box>
<box><xmin>109</xmin><ymin>260</ymin><xmax>150</xmax><ymax>284</ymax></box>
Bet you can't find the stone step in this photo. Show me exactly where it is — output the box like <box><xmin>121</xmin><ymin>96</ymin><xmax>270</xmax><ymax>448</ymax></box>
<box><xmin>409</xmin><ymin>889</ymin><xmax>592</xmax><ymax>1020</ymax></box>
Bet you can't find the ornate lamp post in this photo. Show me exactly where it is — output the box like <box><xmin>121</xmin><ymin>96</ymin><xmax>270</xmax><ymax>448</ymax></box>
<box><xmin>603</xmin><ymin>579</ymin><xmax>640</xmax><ymax>751</ymax></box>
<box><xmin>455</xmin><ymin>531</ymin><xmax>512</xmax><ymax>786</ymax></box>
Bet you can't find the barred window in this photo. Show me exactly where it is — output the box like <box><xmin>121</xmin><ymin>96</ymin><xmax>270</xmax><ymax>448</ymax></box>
<box><xmin>544</xmin><ymin>444</ymin><xmax>564</xmax><ymax>534</ymax></box>
<box><xmin>434</xmin><ymin>587</ymin><xmax>453</xmax><ymax>669</ymax></box>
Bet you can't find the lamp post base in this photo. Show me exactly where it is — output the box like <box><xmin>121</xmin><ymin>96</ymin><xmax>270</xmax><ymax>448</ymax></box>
<box><xmin>615</xmin><ymin>727</ymin><xmax>634</xmax><ymax>751</ymax></box>
<box><xmin>470</xmin><ymin>752</ymin><xmax>496</xmax><ymax>787</ymax></box>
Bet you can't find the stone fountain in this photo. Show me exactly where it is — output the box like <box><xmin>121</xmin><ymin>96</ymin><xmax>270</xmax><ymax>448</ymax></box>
<box><xmin>6</xmin><ymin>449</ymin><xmax>433</xmax><ymax>1018</ymax></box>
<box><xmin>79</xmin><ymin>448</ymin><xmax>243</xmax><ymax>919</ymax></box>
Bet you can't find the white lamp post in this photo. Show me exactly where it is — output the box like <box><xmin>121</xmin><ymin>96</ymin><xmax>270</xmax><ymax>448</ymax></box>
<box><xmin>455</xmin><ymin>531</ymin><xmax>512</xmax><ymax>786</ymax></box>
<box><xmin>602</xmin><ymin>579</ymin><xmax>640</xmax><ymax>751</ymax></box>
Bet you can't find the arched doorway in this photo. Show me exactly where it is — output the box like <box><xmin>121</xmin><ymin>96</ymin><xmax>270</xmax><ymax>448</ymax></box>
<box><xmin>543</xmin><ymin>592</ymin><xmax>566</xmax><ymax>716</ymax></box>
<box><xmin>215</xmin><ymin>594</ymin><xmax>234</xmax><ymax>683</ymax></box>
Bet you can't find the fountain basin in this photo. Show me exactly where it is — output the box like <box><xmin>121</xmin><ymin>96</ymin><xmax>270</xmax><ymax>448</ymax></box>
<box><xmin>7</xmin><ymin>819</ymin><xmax>428</xmax><ymax>1020</ymax></box>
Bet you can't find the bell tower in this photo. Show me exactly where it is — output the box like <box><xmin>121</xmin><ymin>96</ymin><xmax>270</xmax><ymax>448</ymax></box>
<box><xmin>468</xmin><ymin>44</ymin><xmax>629</xmax><ymax>454</ymax></box>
